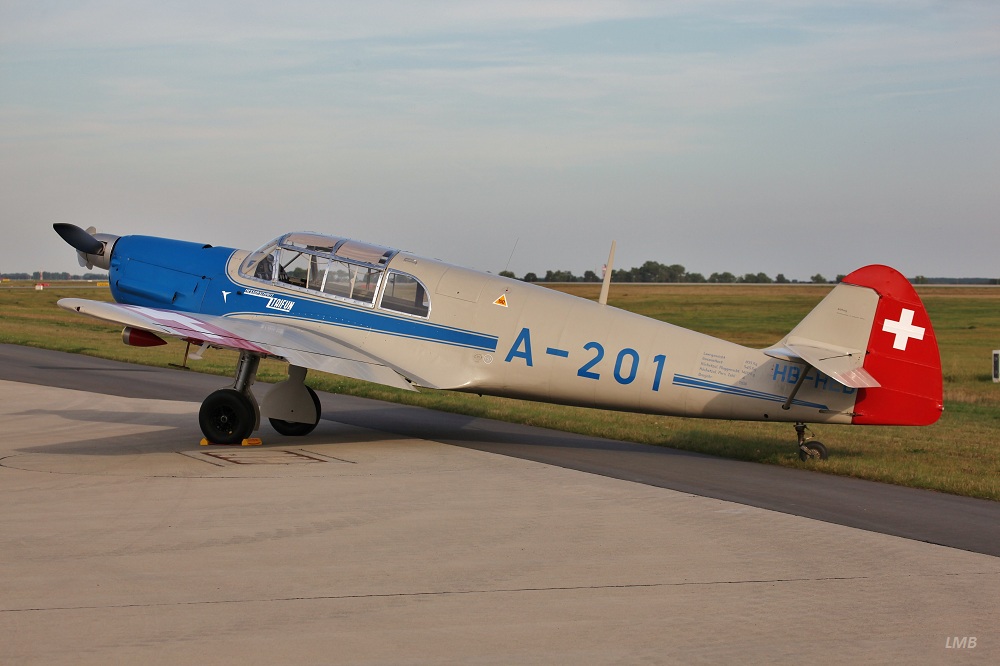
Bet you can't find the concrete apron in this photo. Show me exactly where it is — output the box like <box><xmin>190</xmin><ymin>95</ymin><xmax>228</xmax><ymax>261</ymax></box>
<box><xmin>1</xmin><ymin>380</ymin><xmax>997</xmax><ymax>664</ymax></box>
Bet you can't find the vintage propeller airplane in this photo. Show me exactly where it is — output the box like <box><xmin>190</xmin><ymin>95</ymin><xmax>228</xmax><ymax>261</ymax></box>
<box><xmin>52</xmin><ymin>223</ymin><xmax>942</xmax><ymax>459</ymax></box>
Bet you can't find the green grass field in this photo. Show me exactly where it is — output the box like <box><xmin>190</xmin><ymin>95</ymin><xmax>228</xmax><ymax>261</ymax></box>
<box><xmin>2</xmin><ymin>280</ymin><xmax>998</xmax><ymax>500</ymax></box>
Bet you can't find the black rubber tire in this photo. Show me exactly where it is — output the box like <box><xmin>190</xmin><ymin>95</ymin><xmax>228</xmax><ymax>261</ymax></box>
<box><xmin>199</xmin><ymin>389</ymin><xmax>256</xmax><ymax>444</ymax></box>
<box><xmin>269</xmin><ymin>386</ymin><xmax>322</xmax><ymax>437</ymax></box>
<box><xmin>798</xmin><ymin>440</ymin><xmax>829</xmax><ymax>461</ymax></box>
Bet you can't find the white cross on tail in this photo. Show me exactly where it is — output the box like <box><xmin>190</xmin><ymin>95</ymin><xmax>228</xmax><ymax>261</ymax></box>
<box><xmin>882</xmin><ymin>308</ymin><xmax>925</xmax><ymax>351</ymax></box>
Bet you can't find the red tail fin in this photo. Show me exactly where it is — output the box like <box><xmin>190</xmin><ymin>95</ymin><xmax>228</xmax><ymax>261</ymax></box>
<box><xmin>844</xmin><ymin>265</ymin><xmax>943</xmax><ymax>425</ymax></box>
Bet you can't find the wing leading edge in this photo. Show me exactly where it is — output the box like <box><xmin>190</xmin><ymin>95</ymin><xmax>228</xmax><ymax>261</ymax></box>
<box><xmin>57</xmin><ymin>298</ymin><xmax>420</xmax><ymax>392</ymax></box>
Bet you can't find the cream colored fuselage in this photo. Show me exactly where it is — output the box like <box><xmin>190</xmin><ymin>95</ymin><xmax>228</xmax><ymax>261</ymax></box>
<box><xmin>226</xmin><ymin>251</ymin><xmax>857</xmax><ymax>425</ymax></box>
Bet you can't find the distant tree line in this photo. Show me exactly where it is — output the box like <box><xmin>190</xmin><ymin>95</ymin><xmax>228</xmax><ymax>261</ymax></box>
<box><xmin>499</xmin><ymin>262</ymin><xmax>1000</xmax><ymax>285</ymax></box>
<box><xmin>4</xmin><ymin>267</ymin><xmax>997</xmax><ymax>286</ymax></box>
<box><xmin>498</xmin><ymin>260</ymin><xmax>843</xmax><ymax>285</ymax></box>
<box><xmin>1</xmin><ymin>272</ymin><xmax>106</xmax><ymax>281</ymax></box>
<box><xmin>911</xmin><ymin>276</ymin><xmax>999</xmax><ymax>285</ymax></box>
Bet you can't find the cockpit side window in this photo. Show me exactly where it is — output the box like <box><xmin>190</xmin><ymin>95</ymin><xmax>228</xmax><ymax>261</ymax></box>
<box><xmin>379</xmin><ymin>271</ymin><xmax>430</xmax><ymax>317</ymax></box>
<box><xmin>240</xmin><ymin>244</ymin><xmax>279</xmax><ymax>282</ymax></box>
<box><xmin>321</xmin><ymin>260</ymin><xmax>381</xmax><ymax>304</ymax></box>
<box><xmin>278</xmin><ymin>247</ymin><xmax>324</xmax><ymax>290</ymax></box>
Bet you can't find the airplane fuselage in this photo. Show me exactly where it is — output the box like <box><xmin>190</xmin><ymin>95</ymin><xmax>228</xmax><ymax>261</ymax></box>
<box><xmin>105</xmin><ymin>234</ymin><xmax>859</xmax><ymax>425</ymax></box>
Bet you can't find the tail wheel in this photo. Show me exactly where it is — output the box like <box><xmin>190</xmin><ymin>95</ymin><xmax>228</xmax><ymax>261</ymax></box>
<box><xmin>200</xmin><ymin>389</ymin><xmax>256</xmax><ymax>444</ymax></box>
<box><xmin>269</xmin><ymin>386</ymin><xmax>322</xmax><ymax>437</ymax></box>
<box><xmin>798</xmin><ymin>440</ymin><xmax>829</xmax><ymax>461</ymax></box>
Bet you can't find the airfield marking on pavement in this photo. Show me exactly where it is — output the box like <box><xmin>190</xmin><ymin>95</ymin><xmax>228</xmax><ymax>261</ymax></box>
<box><xmin>180</xmin><ymin>446</ymin><xmax>360</xmax><ymax>467</ymax></box>
<box><xmin>201</xmin><ymin>449</ymin><xmax>330</xmax><ymax>465</ymax></box>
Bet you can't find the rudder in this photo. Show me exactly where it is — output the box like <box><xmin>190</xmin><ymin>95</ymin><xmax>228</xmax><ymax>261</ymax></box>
<box><xmin>843</xmin><ymin>265</ymin><xmax>943</xmax><ymax>425</ymax></box>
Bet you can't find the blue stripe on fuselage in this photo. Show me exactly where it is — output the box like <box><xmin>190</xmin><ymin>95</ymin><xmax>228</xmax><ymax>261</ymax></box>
<box><xmin>225</xmin><ymin>306</ymin><xmax>498</xmax><ymax>352</ymax></box>
<box><xmin>672</xmin><ymin>374</ymin><xmax>829</xmax><ymax>410</ymax></box>
<box><xmin>216</xmin><ymin>268</ymin><xmax>497</xmax><ymax>353</ymax></box>
<box><xmin>220</xmin><ymin>289</ymin><xmax>498</xmax><ymax>352</ymax></box>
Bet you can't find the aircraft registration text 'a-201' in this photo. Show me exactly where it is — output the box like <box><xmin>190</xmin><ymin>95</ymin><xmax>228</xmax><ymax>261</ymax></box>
<box><xmin>53</xmin><ymin>224</ymin><xmax>942</xmax><ymax>459</ymax></box>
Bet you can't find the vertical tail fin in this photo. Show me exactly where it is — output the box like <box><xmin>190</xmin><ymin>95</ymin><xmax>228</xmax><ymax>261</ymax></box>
<box><xmin>844</xmin><ymin>265</ymin><xmax>943</xmax><ymax>425</ymax></box>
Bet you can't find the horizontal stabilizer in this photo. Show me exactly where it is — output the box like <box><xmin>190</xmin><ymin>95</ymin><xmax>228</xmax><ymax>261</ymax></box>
<box><xmin>765</xmin><ymin>336</ymin><xmax>880</xmax><ymax>389</ymax></box>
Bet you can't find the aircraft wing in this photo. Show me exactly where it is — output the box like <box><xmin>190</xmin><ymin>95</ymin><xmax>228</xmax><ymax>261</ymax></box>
<box><xmin>57</xmin><ymin>298</ymin><xmax>422</xmax><ymax>391</ymax></box>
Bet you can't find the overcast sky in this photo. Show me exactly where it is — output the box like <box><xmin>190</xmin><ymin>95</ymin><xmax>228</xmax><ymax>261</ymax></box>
<box><xmin>2</xmin><ymin>1</ymin><xmax>998</xmax><ymax>280</ymax></box>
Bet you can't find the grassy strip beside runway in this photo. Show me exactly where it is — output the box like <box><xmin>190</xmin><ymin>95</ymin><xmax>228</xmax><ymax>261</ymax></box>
<box><xmin>2</xmin><ymin>281</ymin><xmax>998</xmax><ymax>500</ymax></box>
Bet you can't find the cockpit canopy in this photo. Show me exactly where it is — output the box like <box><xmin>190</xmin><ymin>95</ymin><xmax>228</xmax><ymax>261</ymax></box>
<box><xmin>272</xmin><ymin>232</ymin><xmax>396</xmax><ymax>266</ymax></box>
<box><xmin>239</xmin><ymin>232</ymin><xmax>429</xmax><ymax>317</ymax></box>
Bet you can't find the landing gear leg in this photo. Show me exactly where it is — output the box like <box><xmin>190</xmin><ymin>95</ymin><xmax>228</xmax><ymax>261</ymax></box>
<box><xmin>794</xmin><ymin>422</ymin><xmax>828</xmax><ymax>461</ymax></box>
<box><xmin>198</xmin><ymin>351</ymin><xmax>262</xmax><ymax>444</ymax></box>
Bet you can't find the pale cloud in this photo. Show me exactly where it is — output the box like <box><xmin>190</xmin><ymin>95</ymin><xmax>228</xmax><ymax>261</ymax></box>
<box><xmin>2</xmin><ymin>1</ymin><xmax>999</xmax><ymax>279</ymax></box>
<box><xmin>1</xmin><ymin>1</ymin><xmax>671</xmax><ymax>46</ymax></box>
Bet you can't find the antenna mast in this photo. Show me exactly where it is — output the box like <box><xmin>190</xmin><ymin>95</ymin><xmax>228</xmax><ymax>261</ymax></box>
<box><xmin>598</xmin><ymin>240</ymin><xmax>616</xmax><ymax>305</ymax></box>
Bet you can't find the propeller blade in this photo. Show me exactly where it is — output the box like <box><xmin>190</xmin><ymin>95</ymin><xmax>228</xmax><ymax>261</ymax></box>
<box><xmin>53</xmin><ymin>223</ymin><xmax>103</xmax><ymax>255</ymax></box>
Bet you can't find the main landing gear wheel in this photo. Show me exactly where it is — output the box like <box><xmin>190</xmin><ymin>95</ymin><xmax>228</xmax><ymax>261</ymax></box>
<box><xmin>269</xmin><ymin>386</ymin><xmax>322</xmax><ymax>437</ymax></box>
<box><xmin>200</xmin><ymin>388</ymin><xmax>256</xmax><ymax>445</ymax></box>
<box><xmin>798</xmin><ymin>440</ymin><xmax>828</xmax><ymax>461</ymax></box>
<box><xmin>794</xmin><ymin>422</ymin><xmax>829</xmax><ymax>462</ymax></box>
